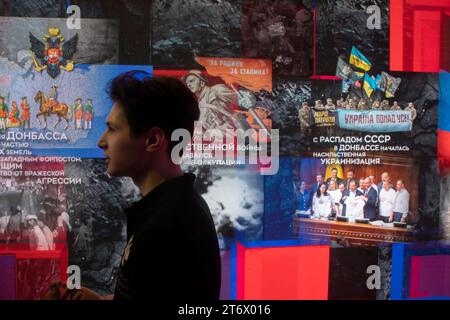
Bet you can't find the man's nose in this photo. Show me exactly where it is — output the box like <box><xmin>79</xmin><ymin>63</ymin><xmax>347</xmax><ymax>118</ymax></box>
<box><xmin>97</xmin><ymin>133</ymin><xmax>107</xmax><ymax>150</ymax></box>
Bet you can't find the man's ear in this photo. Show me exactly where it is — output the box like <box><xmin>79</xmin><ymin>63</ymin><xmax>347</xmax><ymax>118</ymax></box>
<box><xmin>145</xmin><ymin>127</ymin><xmax>166</xmax><ymax>152</ymax></box>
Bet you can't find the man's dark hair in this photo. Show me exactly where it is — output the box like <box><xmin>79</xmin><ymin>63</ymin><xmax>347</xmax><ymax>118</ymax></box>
<box><xmin>107</xmin><ymin>70</ymin><xmax>200</xmax><ymax>153</ymax></box>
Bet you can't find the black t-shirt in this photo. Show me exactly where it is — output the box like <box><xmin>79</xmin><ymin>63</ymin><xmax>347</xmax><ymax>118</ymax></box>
<box><xmin>114</xmin><ymin>173</ymin><xmax>221</xmax><ymax>300</ymax></box>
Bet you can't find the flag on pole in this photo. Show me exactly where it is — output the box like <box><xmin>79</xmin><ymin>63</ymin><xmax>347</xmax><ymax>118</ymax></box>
<box><xmin>363</xmin><ymin>74</ymin><xmax>377</xmax><ymax>98</ymax></box>
<box><xmin>336</xmin><ymin>56</ymin><xmax>359</xmax><ymax>82</ymax></box>
<box><xmin>378</xmin><ymin>72</ymin><xmax>402</xmax><ymax>98</ymax></box>
<box><xmin>349</xmin><ymin>46</ymin><xmax>372</xmax><ymax>72</ymax></box>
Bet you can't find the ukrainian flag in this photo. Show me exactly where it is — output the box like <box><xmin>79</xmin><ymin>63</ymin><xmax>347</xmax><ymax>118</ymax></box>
<box><xmin>375</xmin><ymin>74</ymin><xmax>382</xmax><ymax>90</ymax></box>
<box><xmin>363</xmin><ymin>74</ymin><xmax>377</xmax><ymax>98</ymax></box>
<box><xmin>349</xmin><ymin>46</ymin><xmax>372</xmax><ymax>72</ymax></box>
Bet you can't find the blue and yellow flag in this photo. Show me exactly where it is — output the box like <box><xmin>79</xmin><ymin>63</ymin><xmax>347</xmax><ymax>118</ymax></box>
<box><xmin>375</xmin><ymin>74</ymin><xmax>382</xmax><ymax>90</ymax></box>
<box><xmin>363</xmin><ymin>74</ymin><xmax>377</xmax><ymax>98</ymax></box>
<box><xmin>349</xmin><ymin>46</ymin><xmax>372</xmax><ymax>72</ymax></box>
<box><xmin>355</xmin><ymin>71</ymin><xmax>365</xmax><ymax>79</ymax></box>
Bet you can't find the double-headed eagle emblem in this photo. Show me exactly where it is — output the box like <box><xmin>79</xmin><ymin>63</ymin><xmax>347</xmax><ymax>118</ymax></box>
<box><xmin>29</xmin><ymin>27</ymin><xmax>78</xmax><ymax>79</ymax></box>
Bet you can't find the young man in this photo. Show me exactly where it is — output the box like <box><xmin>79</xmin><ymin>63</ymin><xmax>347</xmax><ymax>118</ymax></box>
<box><xmin>52</xmin><ymin>71</ymin><xmax>221</xmax><ymax>300</ymax></box>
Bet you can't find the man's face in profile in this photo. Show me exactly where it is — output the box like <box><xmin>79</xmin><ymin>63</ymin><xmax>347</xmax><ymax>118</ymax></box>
<box><xmin>97</xmin><ymin>103</ymin><xmax>147</xmax><ymax>178</ymax></box>
<box><xmin>185</xmin><ymin>75</ymin><xmax>204</xmax><ymax>94</ymax></box>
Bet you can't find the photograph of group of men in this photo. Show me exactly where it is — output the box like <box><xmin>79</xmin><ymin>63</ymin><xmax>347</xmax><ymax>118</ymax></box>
<box><xmin>0</xmin><ymin>177</ymin><xmax>70</xmax><ymax>251</ymax></box>
<box><xmin>295</xmin><ymin>167</ymin><xmax>411</xmax><ymax>225</ymax></box>
<box><xmin>298</xmin><ymin>96</ymin><xmax>417</xmax><ymax>133</ymax></box>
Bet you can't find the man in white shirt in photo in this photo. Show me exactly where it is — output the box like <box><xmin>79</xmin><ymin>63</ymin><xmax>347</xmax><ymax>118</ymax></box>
<box><xmin>378</xmin><ymin>181</ymin><xmax>396</xmax><ymax>223</ymax></box>
<box><xmin>340</xmin><ymin>180</ymin><xmax>364</xmax><ymax>221</ymax></box>
<box><xmin>391</xmin><ymin>179</ymin><xmax>410</xmax><ymax>223</ymax></box>
<box><xmin>26</xmin><ymin>215</ymin><xmax>49</xmax><ymax>251</ymax></box>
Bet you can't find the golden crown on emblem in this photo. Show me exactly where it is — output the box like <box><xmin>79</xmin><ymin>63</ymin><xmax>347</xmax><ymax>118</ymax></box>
<box><xmin>48</xmin><ymin>27</ymin><xmax>60</xmax><ymax>36</ymax></box>
<box><xmin>43</xmin><ymin>27</ymin><xmax>64</xmax><ymax>42</ymax></box>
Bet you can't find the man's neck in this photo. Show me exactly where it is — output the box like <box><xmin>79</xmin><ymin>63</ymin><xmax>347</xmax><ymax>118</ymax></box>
<box><xmin>133</xmin><ymin>166</ymin><xmax>183</xmax><ymax>197</ymax></box>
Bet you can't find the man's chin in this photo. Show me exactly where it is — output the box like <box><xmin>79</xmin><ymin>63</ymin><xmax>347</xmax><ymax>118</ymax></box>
<box><xmin>106</xmin><ymin>165</ymin><xmax>130</xmax><ymax>178</ymax></box>
<box><xmin>106</xmin><ymin>165</ymin><xmax>119</xmax><ymax>177</ymax></box>
<box><xmin>107</xmin><ymin>169</ymin><xmax>121</xmax><ymax>177</ymax></box>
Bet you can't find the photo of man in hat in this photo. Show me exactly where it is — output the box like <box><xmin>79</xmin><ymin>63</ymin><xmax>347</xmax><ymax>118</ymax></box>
<box><xmin>26</xmin><ymin>214</ymin><xmax>49</xmax><ymax>251</ymax></box>
<box><xmin>20</xmin><ymin>96</ymin><xmax>30</xmax><ymax>129</ymax></box>
<box><xmin>74</xmin><ymin>97</ymin><xmax>83</xmax><ymax>129</ymax></box>
<box><xmin>183</xmin><ymin>70</ymin><xmax>237</xmax><ymax>135</ymax></box>
<box><xmin>0</xmin><ymin>95</ymin><xmax>8</xmax><ymax>130</ymax></box>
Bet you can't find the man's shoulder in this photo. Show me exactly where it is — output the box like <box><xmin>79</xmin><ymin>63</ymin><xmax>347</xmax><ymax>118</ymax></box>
<box><xmin>139</xmin><ymin>189</ymin><xmax>212</xmax><ymax>233</ymax></box>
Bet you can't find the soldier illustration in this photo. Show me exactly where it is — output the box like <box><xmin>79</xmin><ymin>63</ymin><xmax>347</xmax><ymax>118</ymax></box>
<box><xmin>7</xmin><ymin>101</ymin><xmax>20</xmax><ymax>128</ymax></box>
<box><xmin>183</xmin><ymin>70</ymin><xmax>237</xmax><ymax>136</ymax></box>
<box><xmin>235</xmin><ymin>103</ymin><xmax>272</xmax><ymax>130</ymax></box>
<box><xmin>84</xmin><ymin>98</ymin><xmax>93</xmax><ymax>130</ymax></box>
<box><xmin>20</xmin><ymin>96</ymin><xmax>30</xmax><ymax>129</ymax></box>
<box><xmin>405</xmin><ymin>102</ymin><xmax>417</xmax><ymax>121</ymax></box>
<box><xmin>47</xmin><ymin>85</ymin><xmax>59</xmax><ymax>112</ymax></box>
<box><xmin>298</xmin><ymin>101</ymin><xmax>311</xmax><ymax>134</ymax></box>
<box><xmin>74</xmin><ymin>98</ymin><xmax>83</xmax><ymax>129</ymax></box>
<box><xmin>0</xmin><ymin>96</ymin><xmax>8</xmax><ymax>130</ymax></box>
